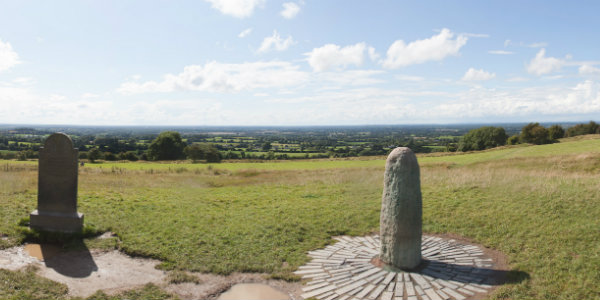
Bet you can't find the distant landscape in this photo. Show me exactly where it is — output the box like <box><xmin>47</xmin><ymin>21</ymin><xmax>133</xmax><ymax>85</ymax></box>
<box><xmin>0</xmin><ymin>122</ymin><xmax>592</xmax><ymax>162</ymax></box>
<box><xmin>1</xmin><ymin>130</ymin><xmax>599</xmax><ymax>299</ymax></box>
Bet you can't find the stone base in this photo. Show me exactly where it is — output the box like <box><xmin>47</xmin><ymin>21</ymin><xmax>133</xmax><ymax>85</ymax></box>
<box><xmin>30</xmin><ymin>210</ymin><xmax>84</xmax><ymax>233</ymax></box>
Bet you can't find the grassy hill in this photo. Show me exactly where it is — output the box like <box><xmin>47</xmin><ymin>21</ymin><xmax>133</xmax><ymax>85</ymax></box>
<box><xmin>1</xmin><ymin>135</ymin><xmax>599</xmax><ymax>299</ymax></box>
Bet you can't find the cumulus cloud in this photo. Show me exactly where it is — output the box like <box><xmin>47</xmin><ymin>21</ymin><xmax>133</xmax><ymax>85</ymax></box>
<box><xmin>432</xmin><ymin>80</ymin><xmax>600</xmax><ymax>121</ymax></box>
<box><xmin>238</xmin><ymin>28</ymin><xmax>252</xmax><ymax>38</ymax></box>
<box><xmin>258</xmin><ymin>30</ymin><xmax>295</xmax><ymax>53</ymax></box>
<box><xmin>367</xmin><ymin>47</ymin><xmax>380</xmax><ymax>61</ymax></box>
<box><xmin>526</xmin><ymin>48</ymin><xmax>564</xmax><ymax>76</ymax></box>
<box><xmin>0</xmin><ymin>39</ymin><xmax>20</xmax><ymax>72</ymax></box>
<box><xmin>488</xmin><ymin>50</ymin><xmax>514</xmax><ymax>55</ymax></box>
<box><xmin>204</xmin><ymin>0</ymin><xmax>265</xmax><ymax>18</ymax></box>
<box><xmin>305</xmin><ymin>43</ymin><xmax>366</xmax><ymax>72</ymax></box>
<box><xmin>118</xmin><ymin>61</ymin><xmax>308</xmax><ymax>94</ymax></box>
<box><xmin>462</xmin><ymin>68</ymin><xmax>496</xmax><ymax>81</ymax></box>
<box><xmin>81</xmin><ymin>92</ymin><xmax>100</xmax><ymax>99</ymax></box>
<box><xmin>280</xmin><ymin>2</ymin><xmax>300</xmax><ymax>19</ymax></box>
<box><xmin>382</xmin><ymin>29</ymin><xmax>467</xmax><ymax>69</ymax></box>
<box><xmin>579</xmin><ymin>64</ymin><xmax>600</xmax><ymax>75</ymax></box>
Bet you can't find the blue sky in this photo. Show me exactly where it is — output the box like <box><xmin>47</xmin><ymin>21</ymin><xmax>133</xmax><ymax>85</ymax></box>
<box><xmin>0</xmin><ymin>0</ymin><xmax>599</xmax><ymax>125</ymax></box>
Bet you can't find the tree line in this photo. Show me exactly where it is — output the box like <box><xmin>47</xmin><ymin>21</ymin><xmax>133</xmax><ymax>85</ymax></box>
<box><xmin>457</xmin><ymin>121</ymin><xmax>599</xmax><ymax>152</ymax></box>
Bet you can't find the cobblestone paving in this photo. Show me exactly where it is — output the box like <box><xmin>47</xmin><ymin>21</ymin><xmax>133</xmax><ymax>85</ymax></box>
<box><xmin>297</xmin><ymin>235</ymin><xmax>495</xmax><ymax>300</ymax></box>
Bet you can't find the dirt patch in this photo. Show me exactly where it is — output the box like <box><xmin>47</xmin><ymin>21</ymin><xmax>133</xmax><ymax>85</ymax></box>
<box><xmin>24</xmin><ymin>244</ymin><xmax>61</xmax><ymax>261</ymax></box>
<box><xmin>0</xmin><ymin>245</ymin><xmax>302</xmax><ymax>299</ymax></box>
<box><xmin>164</xmin><ymin>272</ymin><xmax>302</xmax><ymax>300</ymax></box>
<box><xmin>217</xmin><ymin>283</ymin><xmax>289</xmax><ymax>300</ymax></box>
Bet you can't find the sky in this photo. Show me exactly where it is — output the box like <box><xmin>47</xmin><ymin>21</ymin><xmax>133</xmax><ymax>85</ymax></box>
<box><xmin>0</xmin><ymin>0</ymin><xmax>599</xmax><ymax>126</ymax></box>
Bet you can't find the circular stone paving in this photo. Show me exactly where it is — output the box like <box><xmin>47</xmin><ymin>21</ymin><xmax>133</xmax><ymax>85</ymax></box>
<box><xmin>297</xmin><ymin>235</ymin><xmax>497</xmax><ymax>300</ymax></box>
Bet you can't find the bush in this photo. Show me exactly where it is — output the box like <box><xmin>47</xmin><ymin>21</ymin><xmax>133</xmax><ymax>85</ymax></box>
<box><xmin>104</xmin><ymin>152</ymin><xmax>118</xmax><ymax>161</ymax></box>
<box><xmin>548</xmin><ymin>125</ymin><xmax>565</xmax><ymax>141</ymax></box>
<box><xmin>148</xmin><ymin>131</ymin><xmax>186</xmax><ymax>161</ymax></box>
<box><xmin>458</xmin><ymin>126</ymin><xmax>508</xmax><ymax>151</ymax></box>
<box><xmin>565</xmin><ymin>121</ymin><xmax>600</xmax><ymax>137</ymax></box>
<box><xmin>88</xmin><ymin>148</ymin><xmax>101</xmax><ymax>163</ymax></box>
<box><xmin>184</xmin><ymin>143</ymin><xmax>222</xmax><ymax>163</ymax></box>
<box><xmin>507</xmin><ymin>135</ymin><xmax>520</xmax><ymax>145</ymax></box>
<box><xmin>521</xmin><ymin>123</ymin><xmax>551</xmax><ymax>145</ymax></box>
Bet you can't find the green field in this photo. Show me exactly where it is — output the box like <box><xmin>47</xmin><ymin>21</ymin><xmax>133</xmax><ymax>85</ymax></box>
<box><xmin>1</xmin><ymin>136</ymin><xmax>600</xmax><ymax>299</ymax></box>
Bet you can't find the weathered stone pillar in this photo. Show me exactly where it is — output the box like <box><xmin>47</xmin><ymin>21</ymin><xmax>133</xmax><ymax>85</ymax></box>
<box><xmin>379</xmin><ymin>147</ymin><xmax>422</xmax><ymax>269</ymax></box>
<box><xmin>30</xmin><ymin>133</ymin><xmax>84</xmax><ymax>232</ymax></box>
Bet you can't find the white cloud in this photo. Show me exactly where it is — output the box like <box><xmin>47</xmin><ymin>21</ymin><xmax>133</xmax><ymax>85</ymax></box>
<box><xmin>367</xmin><ymin>47</ymin><xmax>380</xmax><ymax>61</ymax></box>
<box><xmin>528</xmin><ymin>42</ymin><xmax>547</xmax><ymax>48</ymax></box>
<box><xmin>0</xmin><ymin>39</ymin><xmax>20</xmax><ymax>72</ymax></box>
<box><xmin>439</xmin><ymin>81</ymin><xmax>600</xmax><ymax>119</ymax></box>
<box><xmin>579</xmin><ymin>64</ymin><xmax>600</xmax><ymax>75</ymax></box>
<box><xmin>305</xmin><ymin>43</ymin><xmax>366</xmax><ymax>72</ymax></box>
<box><xmin>204</xmin><ymin>0</ymin><xmax>265</xmax><ymax>18</ymax></box>
<box><xmin>382</xmin><ymin>29</ymin><xmax>467</xmax><ymax>69</ymax></box>
<box><xmin>506</xmin><ymin>77</ymin><xmax>529</xmax><ymax>82</ymax></box>
<box><xmin>258</xmin><ymin>30</ymin><xmax>295</xmax><ymax>53</ymax></box>
<box><xmin>81</xmin><ymin>92</ymin><xmax>100</xmax><ymax>99</ymax></box>
<box><xmin>238</xmin><ymin>28</ymin><xmax>253</xmax><ymax>38</ymax></box>
<box><xmin>315</xmin><ymin>70</ymin><xmax>385</xmax><ymax>86</ymax></box>
<box><xmin>526</xmin><ymin>48</ymin><xmax>564</xmax><ymax>76</ymax></box>
<box><xmin>118</xmin><ymin>61</ymin><xmax>309</xmax><ymax>94</ymax></box>
<box><xmin>396</xmin><ymin>74</ymin><xmax>425</xmax><ymax>81</ymax></box>
<box><xmin>13</xmin><ymin>77</ymin><xmax>35</xmax><ymax>85</ymax></box>
<box><xmin>488</xmin><ymin>50</ymin><xmax>514</xmax><ymax>55</ymax></box>
<box><xmin>504</xmin><ymin>39</ymin><xmax>511</xmax><ymax>47</ymax></box>
<box><xmin>462</xmin><ymin>68</ymin><xmax>496</xmax><ymax>81</ymax></box>
<box><xmin>280</xmin><ymin>2</ymin><xmax>300</xmax><ymax>19</ymax></box>
<box><xmin>463</xmin><ymin>33</ymin><xmax>489</xmax><ymax>38</ymax></box>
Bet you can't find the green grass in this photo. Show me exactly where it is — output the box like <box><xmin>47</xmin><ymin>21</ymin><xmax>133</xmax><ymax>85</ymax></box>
<box><xmin>1</xmin><ymin>135</ymin><xmax>600</xmax><ymax>299</ymax></box>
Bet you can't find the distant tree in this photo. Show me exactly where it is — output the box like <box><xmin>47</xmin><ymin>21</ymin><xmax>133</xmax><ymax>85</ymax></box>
<box><xmin>548</xmin><ymin>125</ymin><xmax>565</xmax><ymax>141</ymax></box>
<box><xmin>104</xmin><ymin>152</ymin><xmax>118</xmax><ymax>161</ymax></box>
<box><xmin>184</xmin><ymin>144</ymin><xmax>204</xmax><ymax>163</ymax></box>
<box><xmin>88</xmin><ymin>148</ymin><xmax>101</xmax><ymax>163</ymax></box>
<box><xmin>457</xmin><ymin>126</ymin><xmax>508</xmax><ymax>152</ymax></box>
<box><xmin>204</xmin><ymin>146</ymin><xmax>222</xmax><ymax>163</ymax></box>
<box><xmin>184</xmin><ymin>143</ymin><xmax>222</xmax><ymax>163</ymax></box>
<box><xmin>520</xmin><ymin>123</ymin><xmax>550</xmax><ymax>145</ymax></box>
<box><xmin>148</xmin><ymin>131</ymin><xmax>186</xmax><ymax>161</ymax></box>
<box><xmin>565</xmin><ymin>121</ymin><xmax>600</xmax><ymax>137</ymax></box>
<box><xmin>507</xmin><ymin>135</ymin><xmax>520</xmax><ymax>145</ymax></box>
<box><xmin>17</xmin><ymin>150</ymin><xmax>27</xmax><ymax>161</ymax></box>
<box><xmin>261</xmin><ymin>142</ymin><xmax>272</xmax><ymax>152</ymax></box>
<box><xmin>119</xmin><ymin>151</ymin><xmax>138</xmax><ymax>161</ymax></box>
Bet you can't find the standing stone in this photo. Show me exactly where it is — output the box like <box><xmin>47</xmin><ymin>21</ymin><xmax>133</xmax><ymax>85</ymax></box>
<box><xmin>30</xmin><ymin>133</ymin><xmax>84</xmax><ymax>232</ymax></box>
<box><xmin>380</xmin><ymin>147</ymin><xmax>422</xmax><ymax>269</ymax></box>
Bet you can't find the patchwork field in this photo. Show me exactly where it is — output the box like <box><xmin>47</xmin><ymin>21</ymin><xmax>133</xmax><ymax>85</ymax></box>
<box><xmin>1</xmin><ymin>135</ymin><xmax>599</xmax><ymax>299</ymax></box>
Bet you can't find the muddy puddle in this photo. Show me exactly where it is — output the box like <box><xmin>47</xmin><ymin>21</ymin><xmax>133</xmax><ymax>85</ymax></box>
<box><xmin>217</xmin><ymin>283</ymin><xmax>290</xmax><ymax>300</ymax></box>
<box><xmin>24</xmin><ymin>244</ymin><xmax>61</xmax><ymax>261</ymax></box>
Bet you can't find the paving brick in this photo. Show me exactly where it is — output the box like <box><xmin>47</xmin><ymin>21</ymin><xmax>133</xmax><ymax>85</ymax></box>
<box><xmin>302</xmin><ymin>282</ymin><xmax>329</xmax><ymax>292</ymax></box>
<box><xmin>355</xmin><ymin>284</ymin><xmax>376</xmax><ymax>299</ymax></box>
<box><xmin>301</xmin><ymin>284</ymin><xmax>338</xmax><ymax>299</ymax></box>
<box><xmin>334</xmin><ymin>279</ymin><xmax>367</xmax><ymax>295</ymax></box>
<box><xmin>441</xmin><ymin>288</ymin><xmax>466</xmax><ymax>300</ymax></box>
<box><xmin>424</xmin><ymin>288</ymin><xmax>443</xmax><ymax>300</ymax></box>
<box><xmin>381</xmin><ymin>291</ymin><xmax>394</xmax><ymax>300</ymax></box>
<box><xmin>367</xmin><ymin>284</ymin><xmax>386</xmax><ymax>300</ymax></box>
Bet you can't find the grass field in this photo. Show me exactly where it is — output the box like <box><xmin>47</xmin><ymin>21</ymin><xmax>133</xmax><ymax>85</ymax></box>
<box><xmin>1</xmin><ymin>136</ymin><xmax>599</xmax><ymax>299</ymax></box>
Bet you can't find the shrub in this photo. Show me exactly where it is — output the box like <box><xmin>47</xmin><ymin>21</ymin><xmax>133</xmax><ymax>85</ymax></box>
<box><xmin>148</xmin><ymin>131</ymin><xmax>186</xmax><ymax>161</ymax></box>
<box><xmin>507</xmin><ymin>135</ymin><xmax>520</xmax><ymax>145</ymax></box>
<box><xmin>548</xmin><ymin>125</ymin><xmax>565</xmax><ymax>141</ymax></box>
<box><xmin>520</xmin><ymin>123</ymin><xmax>551</xmax><ymax>145</ymax></box>
<box><xmin>458</xmin><ymin>126</ymin><xmax>508</xmax><ymax>151</ymax></box>
<box><xmin>565</xmin><ymin>121</ymin><xmax>600</xmax><ymax>137</ymax></box>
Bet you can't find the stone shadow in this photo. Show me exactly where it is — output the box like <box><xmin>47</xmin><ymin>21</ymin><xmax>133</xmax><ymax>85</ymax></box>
<box><xmin>42</xmin><ymin>240</ymin><xmax>98</xmax><ymax>278</ymax></box>
<box><xmin>417</xmin><ymin>259</ymin><xmax>530</xmax><ymax>286</ymax></box>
